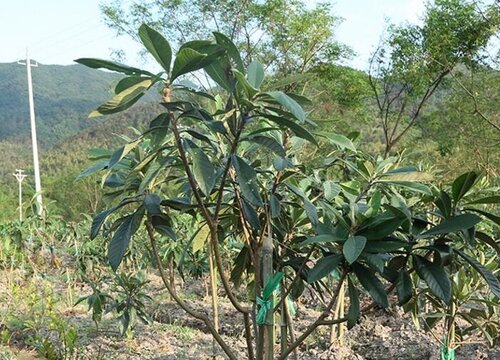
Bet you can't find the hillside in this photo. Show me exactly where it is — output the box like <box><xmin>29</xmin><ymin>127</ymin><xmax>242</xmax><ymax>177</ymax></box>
<box><xmin>0</xmin><ymin>103</ymin><xmax>162</xmax><ymax>221</ymax></box>
<box><xmin>0</xmin><ymin>61</ymin><xmax>166</xmax><ymax>220</ymax></box>
<box><xmin>0</xmin><ymin>62</ymin><xmax>120</xmax><ymax>146</ymax></box>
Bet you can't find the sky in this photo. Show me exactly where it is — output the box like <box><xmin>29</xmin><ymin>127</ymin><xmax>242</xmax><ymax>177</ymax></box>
<box><xmin>0</xmin><ymin>0</ymin><xmax>426</xmax><ymax>71</ymax></box>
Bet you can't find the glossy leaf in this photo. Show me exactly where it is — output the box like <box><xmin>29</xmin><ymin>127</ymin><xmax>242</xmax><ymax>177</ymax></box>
<box><xmin>396</xmin><ymin>270</ymin><xmax>413</xmax><ymax>305</ymax></box>
<box><xmin>358</xmin><ymin>217</ymin><xmax>403</xmax><ymax>240</ymax></box>
<box><xmin>455</xmin><ymin>250</ymin><xmax>500</xmax><ymax>298</ymax></box>
<box><xmin>234</xmin><ymin>69</ymin><xmax>258</xmax><ymax>98</ymax></box>
<box><xmin>466</xmin><ymin>196</ymin><xmax>500</xmax><ymax>205</ymax></box>
<box><xmin>378</xmin><ymin>181</ymin><xmax>433</xmax><ymax>195</ymax></box>
<box><xmin>242</xmin><ymin>199</ymin><xmax>261</xmax><ymax>231</ymax></box>
<box><xmin>90</xmin><ymin>79</ymin><xmax>152</xmax><ymax>117</ymax></box>
<box><xmin>115</xmin><ymin>76</ymin><xmax>150</xmax><ymax>94</ymax></box>
<box><xmin>261</xmin><ymin>114</ymin><xmax>318</xmax><ymax>146</ymax></box>
<box><xmin>171</xmin><ymin>48</ymin><xmax>207</xmax><ymax>81</ymax></box>
<box><xmin>139</xmin><ymin>24</ymin><xmax>172</xmax><ymax>72</ymax></box>
<box><xmin>265</xmin><ymin>91</ymin><xmax>307</xmax><ymax>122</ymax></box>
<box><xmin>247</xmin><ymin>135</ymin><xmax>285</xmax><ymax>157</ymax></box>
<box><xmin>347</xmin><ymin>277</ymin><xmax>360</xmax><ymax>329</ymax></box>
<box><xmin>420</xmin><ymin>214</ymin><xmax>481</xmax><ymax>238</ymax></box>
<box><xmin>192</xmin><ymin>224</ymin><xmax>210</xmax><ymax>253</ymax></box>
<box><xmin>232</xmin><ymin>155</ymin><xmax>263</xmax><ymax>207</ymax></box>
<box><xmin>302</xmin><ymin>233</ymin><xmax>346</xmax><ymax>245</ymax></box>
<box><xmin>435</xmin><ymin>191</ymin><xmax>452</xmax><ymax>218</ymax></box>
<box><xmin>213</xmin><ymin>32</ymin><xmax>244</xmax><ymax>72</ymax></box>
<box><xmin>414</xmin><ymin>255</ymin><xmax>451</xmax><ymax>303</ymax></box>
<box><xmin>90</xmin><ymin>201</ymin><xmax>132</xmax><ymax>239</ymax></box>
<box><xmin>475</xmin><ymin>231</ymin><xmax>500</xmax><ymax>254</ymax></box>
<box><xmin>452</xmin><ymin>171</ymin><xmax>478</xmax><ymax>203</ymax></box>
<box><xmin>188</xmin><ymin>146</ymin><xmax>216</xmax><ymax>196</ymax></box>
<box><xmin>144</xmin><ymin>194</ymin><xmax>162</xmax><ymax>215</ymax></box>
<box><xmin>78</xmin><ymin>160</ymin><xmax>108</xmax><ymax>180</ymax></box>
<box><xmin>316</xmin><ymin>131</ymin><xmax>356</xmax><ymax>151</ymax></box>
<box><xmin>247</xmin><ymin>61</ymin><xmax>265</xmax><ymax>88</ymax></box>
<box><xmin>343</xmin><ymin>235</ymin><xmax>367</xmax><ymax>264</ymax></box>
<box><xmin>465</xmin><ymin>208</ymin><xmax>500</xmax><ymax>225</ymax></box>
<box><xmin>270</xmin><ymin>195</ymin><xmax>281</xmax><ymax>218</ymax></box>
<box><xmin>352</xmin><ymin>263</ymin><xmax>389</xmax><ymax>307</ymax></box>
<box><xmin>323</xmin><ymin>181</ymin><xmax>341</xmax><ymax>201</ymax></box>
<box><xmin>75</xmin><ymin>58</ymin><xmax>152</xmax><ymax>76</ymax></box>
<box><xmin>108</xmin><ymin>207</ymin><xmax>145</xmax><ymax>271</ymax></box>
<box><xmin>307</xmin><ymin>254</ymin><xmax>343</xmax><ymax>283</ymax></box>
<box><xmin>108</xmin><ymin>139</ymin><xmax>141</xmax><ymax>169</ymax></box>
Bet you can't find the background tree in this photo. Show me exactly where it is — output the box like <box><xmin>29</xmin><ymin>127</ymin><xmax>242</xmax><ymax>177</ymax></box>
<box><xmin>369</xmin><ymin>0</ymin><xmax>499</xmax><ymax>158</ymax></box>
<box><xmin>100</xmin><ymin>0</ymin><xmax>349</xmax><ymax>77</ymax></box>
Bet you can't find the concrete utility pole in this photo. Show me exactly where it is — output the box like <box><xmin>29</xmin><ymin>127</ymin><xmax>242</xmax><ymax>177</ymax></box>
<box><xmin>18</xmin><ymin>50</ymin><xmax>43</xmax><ymax>216</ymax></box>
<box><xmin>13</xmin><ymin>169</ymin><xmax>27</xmax><ymax>221</ymax></box>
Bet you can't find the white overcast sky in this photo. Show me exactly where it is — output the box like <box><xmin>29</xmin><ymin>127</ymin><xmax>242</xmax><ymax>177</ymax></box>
<box><xmin>0</xmin><ymin>0</ymin><xmax>426</xmax><ymax>70</ymax></box>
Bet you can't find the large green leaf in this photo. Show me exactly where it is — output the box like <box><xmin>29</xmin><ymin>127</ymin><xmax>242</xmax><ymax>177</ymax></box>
<box><xmin>396</xmin><ymin>270</ymin><xmax>413</xmax><ymax>305</ymax></box>
<box><xmin>171</xmin><ymin>48</ymin><xmax>207</xmax><ymax>81</ymax></box>
<box><xmin>302</xmin><ymin>233</ymin><xmax>346</xmax><ymax>245</ymax></box>
<box><xmin>465</xmin><ymin>196</ymin><xmax>500</xmax><ymax>205</ymax></box>
<box><xmin>452</xmin><ymin>171</ymin><xmax>478</xmax><ymax>203</ymax></box>
<box><xmin>234</xmin><ymin>70</ymin><xmax>258</xmax><ymax>98</ymax></box>
<box><xmin>420</xmin><ymin>214</ymin><xmax>481</xmax><ymax>238</ymax></box>
<box><xmin>242</xmin><ymin>199</ymin><xmax>261</xmax><ymax>231</ymax></box>
<box><xmin>78</xmin><ymin>160</ymin><xmax>108</xmax><ymax>180</ymax></box>
<box><xmin>265</xmin><ymin>91</ymin><xmax>307</xmax><ymax>122</ymax></box>
<box><xmin>246</xmin><ymin>136</ymin><xmax>285</xmax><ymax>157</ymax></box>
<box><xmin>304</xmin><ymin>198</ymin><xmax>319</xmax><ymax>226</ymax></box>
<box><xmin>307</xmin><ymin>254</ymin><xmax>343</xmax><ymax>283</ymax></box>
<box><xmin>108</xmin><ymin>139</ymin><xmax>142</xmax><ymax>169</ymax></box>
<box><xmin>455</xmin><ymin>250</ymin><xmax>500</xmax><ymax>298</ymax></box>
<box><xmin>188</xmin><ymin>146</ymin><xmax>216</xmax><ymax>196</ymax></box>
<box><xmin>232</xmin><ymin>155</ymin><xmax>263</xmax><ymax>207</ymax></box>
<box><xmin>287</xmin><ymin>184</ymin><xmax>318</xmax><ymax>226</ymax></box>
<box><xmin>75</xmin><ymin>58</ymin><xmax>152</xmax><ymax>76</ymax></box>
<box><xmin>108</xmin><ymin>207</ymin><xmax>145</xmax><ymax>271</ymax></box>
<box><xmin>115</xmin><ymin>76</ymin><xmax>151</xmax><ymax>94</ymax></box>
<box><xmin>323</xmin><ymin>181</ymin><xmax>341</xmax><ymax>201</ymax></box>
<box><xmin>247</xmin><ymin>61</ymin><xmax>265</xmax><ymax>88</ymax></box>
<box><xmin>352</xmin><ymin>263</ymin><xmax>389</xmax><ymax>307</ymax></box>
<box><xmin>138</xmin><ymin>24</ymin><xmax>172</xmax><ymax>72</ymax></box>
<box><xmin>230</xmin><ymin>247</ymin><xmax>249</xmax><ymax>288</ymax></box>
<box><xmin>475</xmin><ymin>231</ymin><xmax>500</xmax><ymax>254</ymax></box>
<box><xmin>144</xmin><ymin>194</ymin><xmax>162</xmax><ymax>215</ymax></box>
<box><xmin>347</xmin><ymin>277</ymin><xmax>360</xmax><ymax>329</ymax></box>
<box><xmin>435</xmin><ymin>191</ymin><xmax>452</xmax><ymax>218</ymax></box>
<box><xmin>213</xmin><ymin>32</ymin><xmax>244</xmax><ymax>72</ymax></box>
<box><xmin>90</xmin><ymin>79</ymin><xmax>153</xmax><ymax>117</ymax></box>
<box><xmin>316</xmin><ymin>131</ymin><xmax>356</xmax><ymax>151</ymax></box>
<box><xmin>357</xmin><ymin>217</ymin><xmax>403</xmax><ymax>240</ymax></box>
<box><xmin>414</xmin><ymin>255</ymin><xmax>451</xmax><ymax>303</ymax></box>
<box><xmin>205</xmin><ymin>59</ymin><xmax>232</xmax><ymax>91</ymax></box>
<box><xmin>192</xmin><ymin>224</ymin><xmax>210</xmax><ymax>253</ymax></box>
<box><xmin>261</xmin><ymin>114</ymin><xmax>318</xmax><ymax>146</ymax></box>
<box><xmin>377</xmin><ymin>180</ymin><xmax>433</xmax><ymax>195</ymax></box>
<box><xmin>90</xmin><ymin>200</ymin><xmax>132</xmax><ymax>239</ymax></box>
<box><xmin>465</xmin><ymin>208</ymin><xmax>500</xmax><ymax>225</ymax></box>
<box><xmin>381</xmin><ymin>166</ymin><xmax>433</xmax><ymax>182</ymax></box>
<box><xmin>343</xmin><ymin>235</ymin><xmax>367</xmax><ymax>264</ymax></box>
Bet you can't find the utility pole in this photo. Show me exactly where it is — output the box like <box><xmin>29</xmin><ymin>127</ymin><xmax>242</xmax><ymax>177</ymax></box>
<box><xmin>18</xmin><ymin>50</ymin><xmax>43</xmax><ymax>216</ymax></box>
<box><xmin>13</xmin><ymin>169</ymin><xmax>27</xmax><ymax>221</ymax></box>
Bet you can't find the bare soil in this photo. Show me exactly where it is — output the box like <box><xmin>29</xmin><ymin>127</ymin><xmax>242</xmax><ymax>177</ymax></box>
<box><xmin>1</xmin><ymin>270</ymin><xmax>498</xmax><ymax>360</ymax></box>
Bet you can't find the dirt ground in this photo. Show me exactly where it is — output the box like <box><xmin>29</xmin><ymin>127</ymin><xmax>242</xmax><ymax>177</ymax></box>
<box><xmin>1</xmin><ymin>270</ymin><xmax>498</xmax><ymax>360</ymax></box>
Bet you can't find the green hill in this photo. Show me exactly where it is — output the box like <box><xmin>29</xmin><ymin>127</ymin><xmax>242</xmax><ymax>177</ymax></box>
<box><xmin>0</xmin><ymin>62</ymin><xmax>122</xmax><ymax>146</ymax></box>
